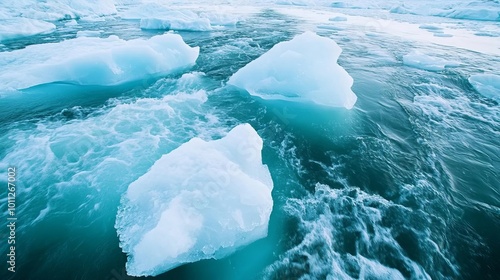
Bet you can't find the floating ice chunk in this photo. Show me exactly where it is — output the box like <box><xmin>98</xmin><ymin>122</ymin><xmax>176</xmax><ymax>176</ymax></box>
<box><xmin>429</xmin><ymin>29</ymin><xmax>444</xmax><ymax>34</ymax></box>
<box><xmin>228</xmin><ymin>31</ymin><xmax>357</xmax><ymax>109</ymax></box>
<box><xmin>419</xmin><ymin>24</ymin><xmax>442</xmax><ymax>31</ymax></box>
<box><xmin>389</xmin><ymin>5</ymin><xmax>414</xmax><ymax>15</ymax></box>
<box><xmin>64</xmin><ymin>19</ymin><xmax>78</xmax><ymax>26</ymax></box>
<box><xmin>276</xmin><ymin>0</ymin><xmax>309</xmax><ymax>6</ymax></box>
<box><xmin>120</xmin><ymin>3</ymin><xmax>171</xmax><ymax>20</ymax></box>
<box><xmin>402</xmin><ymin>51</ymin><xmax>460</xmax><ymax>71</ymax></box>
<box><xmin>116</xmin><ymin>124</ymin><xmax>274</xmax><ymax>277</ymax></box>
<box><xmin>198</xmin><ymin>12</ymin><xmax>241</xmax><ymax>26</ymax></box>
<box><xmin>0</xmin><ymin>18</ymin><xmax>55</xmax><ymax>42</ymax></box>
<box><xmin>0</xmin><ymin>33</ymin><xmax>199</xmax><ymax>90</ymax></box>
<box><xmin>474</xmin><ymin>32</ymin><xmax>498</xmax><ymax>37</ymax></box>
<box><xmin>139</xmin><ymin>18</ymin><xmax>171</xmax><ymax>30</ymax></box>
<box><xmin>124</xmin><ymin>4</ymin><xmax>212</xmax><ymax>31</ymax></box>
<box><xmin>433</xmin><ymin>33</ymin><xmax>453</xmax><ymax>38</ymax></box>
<box><xmin>166</xmin><ymin>17</ymin><xmax>210</xmax><ymax>31</ymax></box>
<box><xmin>317</xmin><ymin>25</ymin><xmax>343</xmax><ymax>31</ymax></box>
<box><xmin>114</xmin><ymin>0</ymin><xmax>142</xmax><ymax>4</ymax></box>
<box><xmin>122</xmin><ymin>4</ymin><xmax>242</xmax><ymax>31</ymax></box>
<box><xmin>140</xmin><ymin>16</ymin><xmax>211</xmax><ymax>32</ymax></box>
<box><xmin>469</xmin><ymin>74</ymin><xmax>500</xmax><ymax>102</ymax></box>
<box><xmin>80</xmin><ymin>16</ymin><xmax>107</xmax><ymax>22</ymax></box>
<box><xmin>329</xmin><ymin>16</ymin><xmax>347</xmax><ymax>21</ymax></box>
<box><xmin>330</xmin><ymin>2</ymin><xmax>348</xmax><ymax>8</ymax></box>
<box><xmin>76</xmin><ymin>30</ymin><xmax>102</xmax><ymax>37</ymax></box>
<box><xmin>437</xmin><ymin>6</ymin><xmax>500</xmax><ymax>21</ymax></box>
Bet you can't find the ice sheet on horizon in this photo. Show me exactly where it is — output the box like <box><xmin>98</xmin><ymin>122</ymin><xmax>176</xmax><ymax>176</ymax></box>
<box><xmin>0</xmin><ymin>0</ymin><xmax>117</xmax><ymax>21</ymax></box>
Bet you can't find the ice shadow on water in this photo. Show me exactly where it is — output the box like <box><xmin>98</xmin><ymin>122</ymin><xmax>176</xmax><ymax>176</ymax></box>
<box><xmin>0</xmin><ymin>76</ymin><xmax>172</xmax><ymax>126</ymax></box>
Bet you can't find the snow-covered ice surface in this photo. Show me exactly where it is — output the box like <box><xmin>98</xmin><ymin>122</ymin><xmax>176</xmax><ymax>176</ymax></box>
<box><xmin>228</xmin><ymin>31</ymin><xmax>357</xmax><ymax>109</ymax></box>
<box><xmin>116</xmin><ymin>124</ymin><xmax>274</xmax><ymax>276</ymax></box>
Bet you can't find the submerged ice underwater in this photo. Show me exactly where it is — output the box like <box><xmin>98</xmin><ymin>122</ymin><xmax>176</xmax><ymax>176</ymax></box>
<box><xmin>0</xmin><ymin>0</ymin><xmax>499</xmax><ymax>279</ymax></box>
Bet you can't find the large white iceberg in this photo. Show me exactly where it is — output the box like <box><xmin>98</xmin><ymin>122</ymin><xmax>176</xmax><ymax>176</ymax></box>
<box><xmin>469</xmin><ymin>74</ymin><xmax>500</xmax><ymax>102</ymax></box>
<box><xmin>0</xmin><ymin>33</ymin><xmax>199</xmax><ymax>90</ymax></box>
<box><xmin>115</xmin><ymin>124</ymin><xmax>274</xmax><ymax>277</ymax></box>
<box><xmin>227</xmin><ymin>31</ymin><xmax>357</xmax><ymax>109</ymax></box>
<box><xmin>123</xmin><ymin>3</ymin><xmax>241</xmax><ymax>31</ymax></box>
